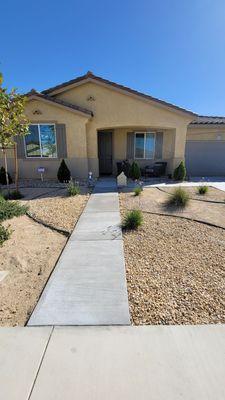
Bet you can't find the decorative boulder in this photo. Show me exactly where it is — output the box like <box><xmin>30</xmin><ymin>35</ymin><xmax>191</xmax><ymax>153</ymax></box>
<box><xmin>117</xmin><ymin>172</ymin><xmax>127</xmax><ymax>187</ymax></box>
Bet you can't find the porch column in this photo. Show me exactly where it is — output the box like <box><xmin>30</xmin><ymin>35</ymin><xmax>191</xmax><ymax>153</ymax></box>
<box><xmin>170</xmin><ymin>126</ymin><xmax>188</xmax><ymax>172</ymax></box>
<box><xmin>86</xmin><ymin>123</ymin><xmax>99</xmax><ymax>177</ymax></box>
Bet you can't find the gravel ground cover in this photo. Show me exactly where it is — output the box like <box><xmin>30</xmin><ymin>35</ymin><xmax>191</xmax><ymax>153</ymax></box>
<box><xmin>20</xmin><ymin>188</ymin><xmax>90</xmax><ymax>233</ymax></box>
<box><xmin>120</xmin><ymin>191</ymin><xmax>225</xmax><ymax>325</ymax></box>
<box><xmin>120</xmin><ymin>187</ymin><xmax>225</xmax><ymax>229</ymax></box>
<box><xmin>160</xmin><ymin>186</ymin><xmax>225</xmax><ymax>203</ymax></box>
<box><xmin>0</xmin><ymin>216</ymin><xmax>66</xmax><ymax>326</ymax></box>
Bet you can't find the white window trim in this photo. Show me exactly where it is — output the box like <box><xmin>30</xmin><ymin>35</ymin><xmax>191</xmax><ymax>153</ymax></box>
<box><xmin>134</xmin><ymin>132</ymin><xmax>156</xmax><ymax>159</ymax></box>
<box><xmin>24</xmin><ymin>123</ymin><xmax>58</xmax><ymax>159</ymax></box>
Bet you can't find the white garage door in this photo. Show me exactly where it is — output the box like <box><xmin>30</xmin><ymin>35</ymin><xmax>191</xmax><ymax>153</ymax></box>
<box><xmin>185</xmin><ymin>141</ymin><xmax>225</xmax><ymax>176</ymax></box>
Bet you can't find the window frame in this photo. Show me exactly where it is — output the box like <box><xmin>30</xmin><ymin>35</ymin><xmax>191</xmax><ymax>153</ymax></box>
<box><xmin>134</xmin><ymin>132</ymin><xmax>156</xmax><ymax>160</ymax></box>
<box><xmin>24</xmin><ymin>123</ymin><xmax>58</xmax><ymax>159</ymax></box>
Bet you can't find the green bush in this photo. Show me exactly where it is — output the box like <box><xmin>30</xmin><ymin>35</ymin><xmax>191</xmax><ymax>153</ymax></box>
<box><xmin>0</xmin><ymin>224</ymin><xmax>11</xmax><ymax>246</ymax></box>
<box><xmin>0</xmin><ymin>196</ymin><xmax>28</xmax><ymax>222</ymax></box>
<box><xmin>173</xmin><ymin>161</ymin><xmax>186</xmax><ymax>181</ymax></box>
<box><xmin>133</xmin><ymin>187</ymin><xmax>142</xmax><ymax>196</ymax></box>
<box><xmin>198</xmin><ymin>186</ymin><xmax>208</xmax><ymax>195</ymax></box>
<box><xmin>130</xmin><ymin>161</ymin><xmax>141</xmax><ymax>180</ymax></box>
<box><xmin>122</xmin><ymin>209</ymin><xmax>143</xmax><ymax>230</ymax></box>
<box><xmin>57</xmin><ymin>159</ymin><xmax>71</xmax><ymax>183</ymax></box>
<box><xmin>4</xmin><ymin>190</ymin><xmax>24</xmax><ymax>200</ymax></box>
<box><xmin>67</xmin><ymin>181</ymin><xmax>80</xmax><ymax>196</ymax></box>
<box><xmin>167</xmin><ymin>187</ymin><xmax>189</xmax><ymax>208</ymax></box>
<box><xmin>0</xmin><ymin>166</ymin><xmax>13</xmax><ymax>185</ymax></box>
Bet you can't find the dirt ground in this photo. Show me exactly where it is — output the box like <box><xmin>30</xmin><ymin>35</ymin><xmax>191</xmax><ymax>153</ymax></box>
<box><xmin>120</xmin><ymin>187</ymin><xmax>225</xmax><ymax>229</ymax></box>
<box><xmin>0</xmin><ymin>216</ymin><xmax>66</xmax><ymax>326</ymax></box>
<box><xmin>120</xmin><ymin>189</ymin><xmax>225</xmax><ymax>325</ymax></box>
<box><xmin>0</xmin><ymin>187</ymin><xmax>89</xmax><ymax>326</ymax></box>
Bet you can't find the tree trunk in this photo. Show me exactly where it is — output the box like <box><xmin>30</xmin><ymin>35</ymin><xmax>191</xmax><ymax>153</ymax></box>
<box><xmin>14</xmin><ymin>143</ymin><xmax>19</xmax><ymax>192</ymax></box>
<box><xmin>3</xmin><ymin>148</ymin><xmax>10</xmax><ymax>194</ymax></box>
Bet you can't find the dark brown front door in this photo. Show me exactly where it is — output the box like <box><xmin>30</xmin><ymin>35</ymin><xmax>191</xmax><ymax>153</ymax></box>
<box><xmin>98</xmin><ymin>131</ymin><xmax>113</xmax><ymax>175</ymax></box>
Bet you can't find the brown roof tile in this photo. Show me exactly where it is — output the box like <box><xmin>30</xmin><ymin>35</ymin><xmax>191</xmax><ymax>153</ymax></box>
<box><xmin>190</xmin><ymin>116</ymin><xmax>225</xmax><ymax>125</ymax></box>
<box><xmin>26</xmin><ymin>90</ymin><xmax>93</xmax><ymax>116</ymax></box>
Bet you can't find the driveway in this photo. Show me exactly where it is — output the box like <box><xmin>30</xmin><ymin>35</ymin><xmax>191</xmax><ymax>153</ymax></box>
<box><xmin>142</xmin><ymin>176</ymin><xmax>225</xmax><ymax>192</ymax></box>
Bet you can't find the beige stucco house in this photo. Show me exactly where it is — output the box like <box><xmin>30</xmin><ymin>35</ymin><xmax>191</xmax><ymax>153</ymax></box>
<box><xmin>2</xmin><ymin>71</ymin><xmax>225</xmax><ymax>179</ymax></box>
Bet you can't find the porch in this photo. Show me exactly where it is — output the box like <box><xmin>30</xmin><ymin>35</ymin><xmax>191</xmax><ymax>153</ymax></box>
<box><xmin>96</xmin><ymin>127</ymin><xmax>183</xmax><ymax>177</ymax></box>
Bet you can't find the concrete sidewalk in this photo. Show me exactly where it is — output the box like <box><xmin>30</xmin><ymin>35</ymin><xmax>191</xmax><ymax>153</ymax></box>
<box><xmin>1</xmin><ymin>325</ymin><xmax>225</xmax><ymax>400</ymax></box>
<box><xmin>28</xmin><ymin>178</ymin><xmax>130</xmax><ymax>326</ymax></box>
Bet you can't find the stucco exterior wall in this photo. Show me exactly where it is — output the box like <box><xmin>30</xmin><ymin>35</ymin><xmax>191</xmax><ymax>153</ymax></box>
<box><xmin>187</xmin><ymin>125</ymin><xmax>225</xmax><ymax>141</ymax></box>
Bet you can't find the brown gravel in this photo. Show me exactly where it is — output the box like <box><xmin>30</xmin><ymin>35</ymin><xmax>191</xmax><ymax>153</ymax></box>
<box><xmin>121</xmin><ymin>188</ymin><xmax>225</xmax><ymax>229</ymax></box>
<box><xmin>120</xmin><ymin>192</ymin><xmax>225</xmax><ymax>325</ymax></box>
<box><xmin>161</xmin><ymin>186</ymin><xmax>225</xmax><ymax>203</ymax></box>
<box><xmin>22</xmin><ymin>192</ymin><xmax>89</xmax><ymax>233</ymax></box>
<box><xmin>0</xmin><ymin>216</ymin><xmax>66</xmax><ymax>326</ymax></box>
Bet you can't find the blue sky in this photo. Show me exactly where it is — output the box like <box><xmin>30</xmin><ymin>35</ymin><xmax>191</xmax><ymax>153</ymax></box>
<box><xmin>1</xmin><ymin>0</ymin><xmax>225</xmax><ymax>115</ymax></box>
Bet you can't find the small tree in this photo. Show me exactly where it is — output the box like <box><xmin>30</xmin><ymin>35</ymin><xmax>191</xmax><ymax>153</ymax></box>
<box><xmin>0</xmin><ymin>73</ymin><xmax>29</xmax><ymax>191</ymax></box>
<box><xmin>130</xmin><ymin>161</ymin><xmax>141</xmax><ymax>180</ymax></box>
<box><xmin>57</xmin><ymin>159</ymin><xmax>71</xmax><ymax>182</ymax></box>
<box><xmin>0</xmin><ymin>166</ymin><xmax>12</xmax><ymax>185</ymax></box>
<box><xmin>173</xmin><ymin>161</ymin><xmax>186</xmax><ymax>181</ymax></box>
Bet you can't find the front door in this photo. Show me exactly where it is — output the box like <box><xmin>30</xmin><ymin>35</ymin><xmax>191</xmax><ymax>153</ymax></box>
<box><xmin>98</xmin><ymin>131</ymin><xmax>113</xmax><ymax>175</ymax></box>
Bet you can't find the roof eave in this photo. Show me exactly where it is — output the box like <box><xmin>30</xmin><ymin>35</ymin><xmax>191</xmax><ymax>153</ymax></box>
<box><xmin>26</xmin><ymin>93</ymin><xmax>92</xmax><ymax>118</ymax></box>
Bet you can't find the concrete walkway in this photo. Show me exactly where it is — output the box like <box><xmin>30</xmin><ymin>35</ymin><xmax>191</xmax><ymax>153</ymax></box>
<box><xmin>1</xmin><ymin>325</ymin><xmax>225</xmax><ymax>400</ymax></box>
<box><xmin>28</xmin><ymin>178</ymin><xmax>130</xmax><ymax>326</ymax></box>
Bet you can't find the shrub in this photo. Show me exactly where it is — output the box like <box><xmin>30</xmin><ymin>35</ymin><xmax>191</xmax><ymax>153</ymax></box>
<box><xmin>133</xmin><ymin>187</ymin><xmax>142</xmax><ymax>196</ymax></box>
<box><xmin>0</xmin><ymin>224</ymin><xmax>11</xmax><ymax>246</ymax></box>
<box><xmin>130</xmin><ymin>161</ymin><xmax>141</xmax><ymax>180</ymax></box>
<box><xmin>0</xmin><ymin>166</ymin><xmax>13</xmax><ymax>185</ymax></box>
<box><xmin>173</xmin><ymin>161</ymin><xmax>186</xmax><ymax>181</ymax></box>
<box><xmin>198</xmin><ymin>186</ymin><xmax>208</xmax><ymax>195</ymax></box>
<box><xmin>67</xmin><ymin>181</ymin><xmax>80</xmax><ymax>196</ymax></box>
<box><xmin>4</xmin><ymin>190</ymin><xmax>24</xmax><ymax>200</ymax></box>
<box><xmin>0</xmin><ymin>196</ymin><xmax>28</xmax><ymax>222</ymax></box>
<box><xmin>167</xmin><ymin>187</ymin><xmax>189</xmax><ymax>208</ymax></box>
<box><xmin>122</xmin><ymin>209</ymin><xmax>143</xmax><ymax>230</ymax></box>
<box><xmin>57</xmin><ymin>159</ymin><xmax>71</xmax><ymax>183</ymax></box>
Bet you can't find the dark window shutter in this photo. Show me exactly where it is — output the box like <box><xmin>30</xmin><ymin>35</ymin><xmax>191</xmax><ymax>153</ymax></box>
<box><xmin>56</xmin><ymin>124</ymin><xmax>67</xmax><ymax>158</ymax></box>
<box><xmin>155</xmin><ymin>132</ymin><xmax>163</xmax><ymax>159</ymax></box>
<box><xmin>14</xmin><ymin>135</ymin><xmax>26</xmax><ymax>158</ymax></box>
<box><xmin>127</xmin><ymin>132</ymin><xmax>134</xmax><ymax>159</ymax></box>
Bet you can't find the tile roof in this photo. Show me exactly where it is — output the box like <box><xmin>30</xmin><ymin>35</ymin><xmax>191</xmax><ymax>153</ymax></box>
<box><xmin>190</xmin><ymin>116</ymin><xmax>225</xmax><ymax>125</ymax></box>
<box><xmin>42</xmin><ymin>71</ymin><xmax>196</xmax><ymax>116</ymax></box>
<box><xmin>26</xmin><ymin>90</ymin><xmax>93</xmax><ymax>116</ymax></box>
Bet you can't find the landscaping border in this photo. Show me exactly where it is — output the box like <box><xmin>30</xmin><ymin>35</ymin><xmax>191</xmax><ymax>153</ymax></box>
<box><xmin>26</xmin><ymin>212</ymin><xmax>70</xmax><ymax>237</ymax></box>
<box><xmin>140</xmin><ymin>209</ymin><xmax>225</xmax><ymax>231</ymax></box>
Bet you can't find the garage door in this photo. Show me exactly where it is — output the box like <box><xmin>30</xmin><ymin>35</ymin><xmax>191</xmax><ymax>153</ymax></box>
<box><xmin>185</xmin><ymin>141</ymin><xmax>225</xmax><ymax>176</ymax></box>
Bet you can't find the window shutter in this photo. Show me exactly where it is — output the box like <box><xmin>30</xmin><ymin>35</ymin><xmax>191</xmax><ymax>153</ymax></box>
<box><xmin>14</xmin><ymin>135</ymin><xmax>25</xmax><ymax>158</ymax></box>
<box><xmin>56</xmin><ymin>124</ymin><xmax>67</xmax><ymax>158</ymax></box>
<box><xmin>155</xmin><ymin>132</ymin><xmax>163</xmax><ymax>159</ymax></box>
<box><xmin>127</xmin><ymin>132</ymin><xmax>134</xmax><ymax>159</ymax></box>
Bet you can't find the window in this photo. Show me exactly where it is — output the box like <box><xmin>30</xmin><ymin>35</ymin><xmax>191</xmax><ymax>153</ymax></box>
<box><xmin>25</xmin><ymin>124</ymin><xmax>57</xmax><ymax>158</ymax></box>
<box><xmin>134</xmin><ymin>132</ymin><xmax>155</xmax><ymax>159</ymax></box>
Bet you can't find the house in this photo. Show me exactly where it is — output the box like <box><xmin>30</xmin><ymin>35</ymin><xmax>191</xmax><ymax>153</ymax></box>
<box><xmin>2</xmin><ymin>71</ymin><xmax>225</xmax><ymax>179</ymax></box>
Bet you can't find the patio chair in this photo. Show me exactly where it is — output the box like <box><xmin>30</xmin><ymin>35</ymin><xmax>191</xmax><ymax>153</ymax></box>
<box><xmin>144</xmin><ymin>162</ymin><xmax>167</xmax><ymax>178</ymax></box>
